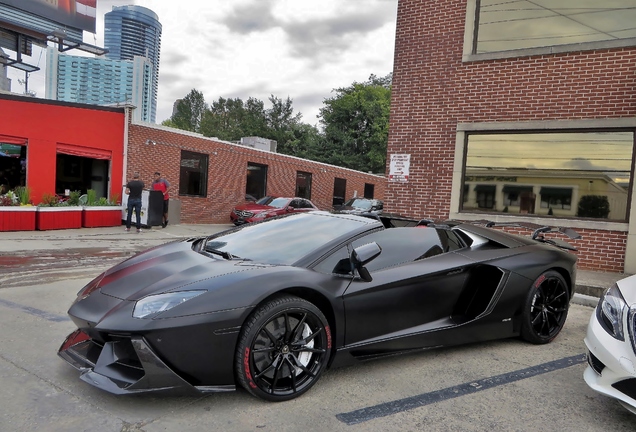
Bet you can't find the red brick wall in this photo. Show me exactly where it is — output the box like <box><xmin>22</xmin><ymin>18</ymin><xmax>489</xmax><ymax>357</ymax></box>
<box><xmin>388</xmin><ymin>0</ymin><xmax>636</xmax><ymax>271</ymax></box>
<box><xmin>128</xmin><ymin>124</ymin><xmax>385</xmax><ymax>224</ymax></box>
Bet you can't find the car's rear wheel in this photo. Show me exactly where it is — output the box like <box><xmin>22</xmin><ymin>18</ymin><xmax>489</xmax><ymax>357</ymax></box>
<box><xmin>520</xmin><ymin>270</ymin><xmax>570</xmax><ymax>344</ymax></box>
<box><xmin>235</xmin><ymin>295</ymin><xmax>331</xmax><ymax>401</ymax></box>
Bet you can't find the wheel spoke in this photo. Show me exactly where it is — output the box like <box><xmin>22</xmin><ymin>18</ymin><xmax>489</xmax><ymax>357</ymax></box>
<box><xmin>284</xmin><ymin>357</ymin><xmax>298</xmax><ymax>392</ymax></box>
<box><xmin>292</xmin><ymin>327</ymin><xmax>323</xmax><ymax>347</ymax></box>
<box><xmin>255</xmin><ymin>354</ymin><xmax>281</xmax><ymax>380</ymax></box>
<box><xmin>262</xmin><ymin>326</ymin><xmax>279</xmax><ymax>345</ymax></box>
<box><xmin>269</xmin><ymin>357</ymin><xmax>286</xmax><ymax>393</ymax></box>
<box><xmin>289</xmin><ymin>353</ymin><xmax>316</xmax><ymax>377</ymax></box>
<box><xmin>291</xmin><ymin>313</ymin><xmax>308</xmax><ymax>341</ymax></box>
<box><xmin>253</xmin><ymin>346</ymin><xmax>276</xmax><ymax>354</ymax></box>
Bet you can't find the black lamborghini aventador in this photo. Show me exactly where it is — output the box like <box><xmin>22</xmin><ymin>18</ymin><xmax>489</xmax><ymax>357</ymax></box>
<box><xmin>59</xmin><ymin>211</ymin><xmax>579</xmax><ymax>401</ymax></box>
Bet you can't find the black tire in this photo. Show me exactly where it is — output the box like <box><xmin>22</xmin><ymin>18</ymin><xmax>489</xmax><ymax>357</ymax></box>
<box><xmin>235</xmin><ymin>295</ymin><xmax>332</xmax><ymax>401</ymax></box>
<box><xmin>520</xmin><ymin>270</ymin><xmax>570</xmax><ymax>344</ymax></box>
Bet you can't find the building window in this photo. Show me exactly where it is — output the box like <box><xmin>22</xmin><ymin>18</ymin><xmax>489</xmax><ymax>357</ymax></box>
<box><xmin>469</xmin><ymin>0</ymin><xmax>636</xmax><ymax>57</ymax></box>
<box><xmin>333</xmin><ymin>177</ymin><xmax>346</xmax><ymax>207</ymax></box>
<box><xmin>295</xmin><ymin>171</ymin><xmax>312</xmax><ymax>199</ymax></box>
<box><xmin>540</xmin><ymin>187</ymin><xmax>572</xmax><ymax>210</ymax></box>
<box><xmin>246</xmin><ymin>162</ymin><xmax>268</xmax><ymax>200</ymax></box>
<box><xmin>462</xmin><ymin>131</ymin><xmax>633</xmax><ymax>220</ymax></box>
<box><xmin>474</xmin><ymin>185</ymin><xmax>495</xmax><ymax>209</ymax></box>
<box><xmin>179</xmin><ymin>150</ymin><xmax>208</xmax><ymax>197</ymax></box>
<box><xmin>364</xmin><ymin>183</ymin><xmax>375</xmax><ymax>199</ymax></box>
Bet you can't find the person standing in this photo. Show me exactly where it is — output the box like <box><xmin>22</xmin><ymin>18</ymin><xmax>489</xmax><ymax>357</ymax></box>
<box><xmin>125</xmin><ymin>172</ymin><xmax>145</xmax><ymax>233</ymax></box>
<box><xmin>152</xmin><ymin>171</ymin><xmax>170</xmax><ymax>228</ymax></box>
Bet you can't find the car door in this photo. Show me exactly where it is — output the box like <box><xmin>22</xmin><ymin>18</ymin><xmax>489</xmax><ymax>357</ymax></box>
<box><xmin>342</xmin><ymin>227</ymin><xmax>474</xmax><ymax>351</ymax></box>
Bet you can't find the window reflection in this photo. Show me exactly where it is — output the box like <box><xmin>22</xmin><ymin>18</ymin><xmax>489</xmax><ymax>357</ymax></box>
<box><xmin>462</xmin><ymin>132</ymin><xmax>633</xmax><ymax>220</ymax></box>
<box><xmin>476</xmin><ymin>0</ymin><xmax>636</xmax><ymax>54</ymax></box>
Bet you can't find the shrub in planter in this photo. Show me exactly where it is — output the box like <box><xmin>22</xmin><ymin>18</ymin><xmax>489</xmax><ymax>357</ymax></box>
<box><xmin>37</xmin><ymin>191</ymin><xmax>82</xmax><ymax>230</ymax></box>
<box><xmin>82</xmin><ymin>189</ymin><xmax>123</xmax><ymax>227</ymax></box>
<box><xmin>0</xmin><ymin>188</ymin><xmax>36</xmax><ymax>231</ymax></box>
<box><xmin>577</xmin><ymin>195</ymin><xmax>610</xmax><ymax>219</ymax></box>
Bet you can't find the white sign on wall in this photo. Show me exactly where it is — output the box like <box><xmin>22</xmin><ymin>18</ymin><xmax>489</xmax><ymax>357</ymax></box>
<box><xmin>389</xmin><ymin>154</ymin><xmax>411</xmax><ymax>182</ymax></box>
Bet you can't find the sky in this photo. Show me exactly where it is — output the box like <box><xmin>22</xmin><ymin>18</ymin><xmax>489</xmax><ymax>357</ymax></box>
<box><xmin>6</xmin><ymin>0</ymin><xmax>398</xmax><ymax>126</ymax></box>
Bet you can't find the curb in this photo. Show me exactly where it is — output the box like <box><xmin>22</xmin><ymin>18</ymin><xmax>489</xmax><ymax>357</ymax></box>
<box><xmin>572</xmin><ymin>293</ymin><xmax>599</xmax><ymax>308</ymax></box>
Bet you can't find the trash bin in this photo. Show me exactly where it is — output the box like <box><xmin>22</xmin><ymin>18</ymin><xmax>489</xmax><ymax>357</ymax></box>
<box><xmin>121</xmin><ymin>188</ymin><xmax>164</xmax><ymax>227</ymax></box>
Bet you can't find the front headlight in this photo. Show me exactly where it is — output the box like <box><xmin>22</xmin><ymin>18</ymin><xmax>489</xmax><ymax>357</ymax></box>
<box><xmin>133</xmin><ymin>290</ymin><xmax>205</xmax><ymax>319</ymax></box>
<box><xmin>597</xmin><ymin>283</ymin><xmax>627</xmax><ymax>341</ymax></box>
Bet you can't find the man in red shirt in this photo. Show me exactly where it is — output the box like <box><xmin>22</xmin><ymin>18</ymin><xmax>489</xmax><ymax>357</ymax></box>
<box><xmin>152</xmin><ymin>172</ymin><xmax>170</xmax><ymax>228</ymax></box>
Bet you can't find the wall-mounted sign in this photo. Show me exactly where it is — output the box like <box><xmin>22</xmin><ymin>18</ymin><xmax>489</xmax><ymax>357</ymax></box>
<box><xmin>389</xmin><ymin>154</ymin><xmax>410</xmax><ymax>182</ymax></box>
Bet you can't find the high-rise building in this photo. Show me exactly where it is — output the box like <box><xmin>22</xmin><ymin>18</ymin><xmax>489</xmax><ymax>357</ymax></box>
<box><xmin>45</xmin><ymin>47</ymin><xmax>154</xmax><ymax>122</ymax></box>
<box><xmin>104</xmin><ymin>5</ymin><xmax>162</xmax><ymax>123</ymax></box>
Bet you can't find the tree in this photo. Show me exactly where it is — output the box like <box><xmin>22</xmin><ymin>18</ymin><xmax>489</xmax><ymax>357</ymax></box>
<box><xmin>265</xmin><ymin>95</ymin><xmax>304</xmax><ymax>155</ymax></box>
<box><xmin>317</xmin><ymin>74</ymin><xmax>392</xmax><ymax>173</ymax></box>
<box><xmin>170</xmin><ymin>89</ymin><xmax>207</xmax><ymax>133</ymax></box>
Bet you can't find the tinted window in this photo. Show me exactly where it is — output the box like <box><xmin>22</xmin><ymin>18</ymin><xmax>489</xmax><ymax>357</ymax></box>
<box><xmin>204</xmin><ymin>213</ymin><xmax>371</xmax><ymax>265</ymax></box>
<box><xmin>351</xmin><ymin>227</ymin><xmax>447</xmax><ymax>272</ymax></box>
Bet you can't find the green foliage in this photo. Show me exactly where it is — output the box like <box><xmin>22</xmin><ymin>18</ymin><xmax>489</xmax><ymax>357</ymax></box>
<box><xmin>68</xmin><ymin>190</ymin><xmax>81</xmax><ymax>206</ymax></box>
<box><xmin>15</xmin><ymin>186</ymin><xmax>31</xmax><ymax>205</ymax></box>
<box><xmin>0</xmin><ymin>191</ymin><xmax>19</xmax><ymax>206</ymax></box>
<box><xmin>170</xmin><ymin>89</ymin><xmax>208</xmax><ymax>132</ymax></box>
<box><xmin>86</xmin><ymin>189</ymin><xmax>98</xmax><ymax>206</ymax></box>
<box><xmin>39</xmin><ymin>193</ymin><xmax>61</xmax><ymax>207</ymax></box>
<box><xmin>168</xmin><ymin>73</ymin><xmax>392</xmax><ymax>172</ymax></box>
<box><xmin>317</xmin><ymin>74</ymin><xmax>392</xmax><ymax>173</ymax></box>
<box><xmin>578</xmin><ymin>195</ymin><xmax>610</xmax><ymax>218</ymax></box>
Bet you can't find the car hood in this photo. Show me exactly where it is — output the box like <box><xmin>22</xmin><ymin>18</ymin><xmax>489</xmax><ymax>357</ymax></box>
<box><xmin>98</xmin><ymin>239</ymin><xmax>270</xmax><ymax>301</ymax></box>
<box><xmin>617</xmin><ymin>274</ymin><xmax>636</xmax><ymax>305</ymax></box>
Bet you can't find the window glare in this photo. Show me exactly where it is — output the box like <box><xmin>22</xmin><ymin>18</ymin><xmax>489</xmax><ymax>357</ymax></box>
<box><xmin>462</xmin><ymin>132</ymin><xmax>634</xmax><ymax>221</ymax></box>
<box><xmin>476</xmin><ymin>0</ymin><xmax>636</xmax><ymax>53</ymax></box>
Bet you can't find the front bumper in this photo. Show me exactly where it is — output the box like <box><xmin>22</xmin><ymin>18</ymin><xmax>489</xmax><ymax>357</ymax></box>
<box><xmin>584</xmin><ymin>312</ymin><xmax>636</xmax><ymax>414</ymax></box>
<box><xmin>58</xmin><ymin>329</ymin><xmax>235</xmax><ymax>395</ymax></box>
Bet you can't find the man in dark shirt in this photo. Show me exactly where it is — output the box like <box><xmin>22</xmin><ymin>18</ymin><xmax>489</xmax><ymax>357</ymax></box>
<box><xmin>125</xmin><ymin>172</ymin><xmax>145</xmax><ymax>232</ymax></box>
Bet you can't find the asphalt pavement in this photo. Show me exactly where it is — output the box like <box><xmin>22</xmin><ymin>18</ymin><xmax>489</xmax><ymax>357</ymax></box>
<box><xmin>0</xmin><ymin>222</ymin><xmax>627</xmax><ymax>307</ymax></box>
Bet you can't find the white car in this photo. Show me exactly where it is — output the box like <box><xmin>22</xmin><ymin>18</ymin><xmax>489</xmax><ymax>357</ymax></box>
<box><xmin>584</xmin><ymin>274</ymin><xmax>636</xmax><ymax>414</ymax></box>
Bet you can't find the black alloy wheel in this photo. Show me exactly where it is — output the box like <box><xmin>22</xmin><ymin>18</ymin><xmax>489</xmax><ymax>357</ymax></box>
<box><xmin>521</xmin><ymin>270</ymin><xmax>570</xmax><ymax>344</ymax></box>
<box><xmin>235</xmin><ymin>295</ymin><xmax>331</xmax><ymax>401</ymax></box>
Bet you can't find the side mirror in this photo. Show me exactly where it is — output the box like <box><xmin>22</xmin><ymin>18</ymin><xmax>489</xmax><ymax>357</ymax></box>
<box><xmin>351</xmin><ymin>242</ymin><xmax>382</xmax><ymax>282</ymax></box>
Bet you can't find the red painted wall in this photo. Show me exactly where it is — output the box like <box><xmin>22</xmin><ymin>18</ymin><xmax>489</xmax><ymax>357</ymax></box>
<box><xmin>387</xmin><ymin>1</ymin><xmax>636</xmax><ymax>271</ymax></box>
<box><xmin>0</xmin><ymin>95</ymin><xmax>126</xmax><ymax>204</ymax></box>
<box><xmin>127</xmin><ymin>123</ymin><xmax>386</xmax><ymax>224</ymax></box>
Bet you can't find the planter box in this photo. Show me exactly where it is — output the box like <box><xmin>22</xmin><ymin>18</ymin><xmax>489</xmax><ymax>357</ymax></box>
<box><xmin>36</xmin><ymin>207</ymin><xmax>82</xmax><ymax>230</ymax></box>
<box><xmin>82</xmin><ymin>206</ymin><xmax>124</xmax><ymax>228</ymax></box>
<box><xmin>0</xmin><ymin>206</ymin><xmax>37</xmax><ymax>231</ymax></box>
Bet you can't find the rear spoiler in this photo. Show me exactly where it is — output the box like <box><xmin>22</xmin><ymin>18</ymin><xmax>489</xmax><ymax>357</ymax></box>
<box><xmin>457</xmin><ymin>220</ymin><xmax>581</xmax><ymax>251</ymax></box>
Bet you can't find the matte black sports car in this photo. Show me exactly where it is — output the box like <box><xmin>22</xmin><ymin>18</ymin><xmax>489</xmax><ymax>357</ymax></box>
<box><xmin>59</xmin><ymin>211</ymin><xmax>579</xmax><ymax>401</ymax></box>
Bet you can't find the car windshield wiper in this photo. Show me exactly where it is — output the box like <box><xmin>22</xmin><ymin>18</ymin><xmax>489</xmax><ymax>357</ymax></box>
<box><xmin>205</xmin><ymin>248</ymin><xmax>235</xmax><ymax>260</ymax></box>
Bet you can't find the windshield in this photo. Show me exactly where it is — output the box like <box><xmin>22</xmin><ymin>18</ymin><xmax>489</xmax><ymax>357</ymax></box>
<box><xmin>204</xmin><ymin>213</ymin><xmax>370</xmax><ymax>265</ymax></box>
<box><xmin>344</xmin><ymin>198</ymin><xmax>372</xmax><ymax>210</ymax></box>
<box><xmin>268</xmin><ymin>197</ymin><xmax>291</xmax><ymax>209</ymax></box>
<box><xmin>256</xmin><ymin>196</ymin><xmax>275</xmax><ymax>205</ymax></box>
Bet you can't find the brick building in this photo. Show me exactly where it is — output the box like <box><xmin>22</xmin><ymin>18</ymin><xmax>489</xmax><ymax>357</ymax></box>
<box><xmin>386</xmin><ymin>0</ymin><xmax>636</xmax><ymax>272</ymax></box>
<box><xmin>0</xmin><ymin>94</ymin><xmax>384</xmax><ymax>226</ymax></box>
<box><xmin>127</xmin><ymin>122</ymin><xmax>385</xmax><ymax>225</ymax></box>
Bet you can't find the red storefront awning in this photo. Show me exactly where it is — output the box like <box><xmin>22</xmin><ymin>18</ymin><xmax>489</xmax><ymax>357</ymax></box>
<box><xmin>56</xmin><ymin>143</ymin><xmax>112</xmax><ymax>160</ymax></box>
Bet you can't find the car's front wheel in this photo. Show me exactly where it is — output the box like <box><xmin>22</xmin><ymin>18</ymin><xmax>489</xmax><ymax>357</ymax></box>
<box><xmin>235</xmin><ymin>295</ymin><xmax>331</xmax><ymax>401</ymax></box>
<box><xmin>520</xmin><ymin>270</ymin><xmax>570</xmax><ymax>344</ymax></box>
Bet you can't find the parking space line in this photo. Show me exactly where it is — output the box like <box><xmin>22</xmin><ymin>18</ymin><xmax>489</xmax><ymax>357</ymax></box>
<box><xmin>336</xmin><ymin>353</ymin><xmax>586</xmax><ymax>425</ymax></box>
<box><xmin>0</xmin><ymin>298</ymin><xmax>69</xmax><ymax>322</ymax></box>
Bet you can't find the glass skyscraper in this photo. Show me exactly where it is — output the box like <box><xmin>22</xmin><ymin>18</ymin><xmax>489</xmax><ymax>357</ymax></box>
<box><xmin>44</xmin><ymin>47</ymin><xmax>154</xmax><ymax>122</ymax></box>
<box><xmin>104</xmin><ymin>5</ymin><xmax>162</xmax><ymax>123</ymax></box>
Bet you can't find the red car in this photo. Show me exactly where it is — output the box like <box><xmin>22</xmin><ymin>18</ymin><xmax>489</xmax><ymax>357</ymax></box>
<box><xmin>230</xmin><ymin>196</ymin><xmax>318</xmax><ymax>225</ymax></box>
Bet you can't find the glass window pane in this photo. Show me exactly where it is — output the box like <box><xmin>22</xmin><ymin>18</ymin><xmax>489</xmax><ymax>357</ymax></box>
<box><xmin>462</xmin><ymin>132</ymin><xmax>633</xmax><ymax>220</ymax></box>
<box><xmin>476</xmin><ymin>0</ymin><xmax>636</xmax><ymax>54</ymax></box>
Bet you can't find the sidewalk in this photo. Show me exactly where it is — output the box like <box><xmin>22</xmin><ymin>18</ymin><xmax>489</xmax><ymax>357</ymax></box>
<box><xmin>0</xmin><ymin>223</ymin><xmax>624</xmax><ymax>306</ymax></box>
